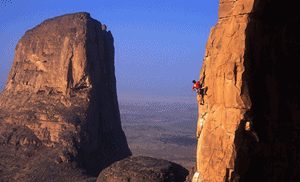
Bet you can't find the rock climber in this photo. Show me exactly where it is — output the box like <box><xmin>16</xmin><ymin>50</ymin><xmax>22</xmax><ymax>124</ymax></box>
<box><xmin>192</xmin><ymin>80</ymin><xmax>201</xmax><ymax>93</ymax></box>
<box><xmin>192</xmin><ymin>80</ymin><xmax>208</xmax><ymax>105</ymax></box>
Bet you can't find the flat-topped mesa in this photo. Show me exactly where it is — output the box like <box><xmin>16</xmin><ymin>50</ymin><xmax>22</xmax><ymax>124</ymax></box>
<box><xmin>195</xmin><ymin>0</ymin><xmax>300</xmax><ymax>181</ymax></box>
<box><xmin>0</xmin><ymin>12</ymin><xmax>131</xmax><ymax>176</ymax></box>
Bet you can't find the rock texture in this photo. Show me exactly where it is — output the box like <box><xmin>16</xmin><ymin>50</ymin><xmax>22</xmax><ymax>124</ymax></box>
<box><xmin>0</xmin><ymin>12</ymin><xmax>131</xmax><ymax>180</ymax></box>
<box><xmin>97</xmin><ymin>156</ymin><xmax>189</xmax><ymax>182</ymax></box>
<box><xmin>195</xmin><ymin>0</ymin><xmax>300</xmax><ymax>181</ymax></box>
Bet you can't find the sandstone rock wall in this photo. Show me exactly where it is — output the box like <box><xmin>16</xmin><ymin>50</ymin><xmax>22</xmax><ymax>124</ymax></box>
<box><xmin>0</xmin><ymin>12</ymin><xmax>131</xmax><ymax>177</ymax></box>
<box><xmin>196</xmin><ymin>0</ymin><xmax>300</xmax><ymax>181</ymax></box>
<box><xmin>196</xmin><ymin>1</ymin><xmax>254</xmax><ymax>181</ymax></box>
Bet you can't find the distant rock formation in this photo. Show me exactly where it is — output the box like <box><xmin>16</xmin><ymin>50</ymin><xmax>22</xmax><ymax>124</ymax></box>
<box><xmin>97</xmin><ymin>156</ymin><xmax>189</xmax><ymax>182</ymax></box>
<box><xmin>195</xmin><ymin>0</ymin><xmax>300</xmax><ymax>181</ymax></box>
<box><xmin>0</xmin><ymin>12</ymin><xmax>131</xmax><ymax>180</ymax></box>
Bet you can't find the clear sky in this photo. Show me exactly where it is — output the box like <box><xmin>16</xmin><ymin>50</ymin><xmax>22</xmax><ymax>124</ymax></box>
<box><xmin>0</xmin><ymin>0</ymin><xmax>219</xmax><ymax>103</ymax></box>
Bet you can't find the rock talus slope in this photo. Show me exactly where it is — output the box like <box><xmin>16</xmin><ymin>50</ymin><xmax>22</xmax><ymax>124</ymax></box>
<box><xmin>196</xmin><ymin>0</ymin><xmax>300</xmax><ymax>181</ymax></box>
<box><xmin>0</xmin><ymin>12</ymin><xmax>131</xmax><ymax>180</ymax></box>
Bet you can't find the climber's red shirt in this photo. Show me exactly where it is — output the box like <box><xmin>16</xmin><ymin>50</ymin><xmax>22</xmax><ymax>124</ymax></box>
<box><xmin>192</xmin><ymin>81</ymin><xmax>200</xmax><ymax>90</ymax></box>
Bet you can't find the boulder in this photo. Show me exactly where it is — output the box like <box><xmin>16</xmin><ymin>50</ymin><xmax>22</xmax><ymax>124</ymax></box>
<box><xmin>0</xmin><ymin>12</ymin><xmax>131</xmax><ymax>180</ymax></box>
<box><xmin>97</xmin><ymin>156</ymin><xmax>189</xmax><ymax>182</ymax></box>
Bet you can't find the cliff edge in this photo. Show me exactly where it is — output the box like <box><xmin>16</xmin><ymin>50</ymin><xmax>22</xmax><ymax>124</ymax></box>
<box><xmin>195</xmin><ymin>0</ymin><xmax>300</xmax><ymax>181</ymax></box>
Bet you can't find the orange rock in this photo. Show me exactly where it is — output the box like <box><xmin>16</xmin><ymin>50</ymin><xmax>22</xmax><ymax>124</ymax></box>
<box><xmin>196</xmin><ymin>0</ymin><xmax>254</xmax><ymax>181</ymax></box>
<box><xmin>0</xmin><ymin>12</ymin><xmax>131</xmax><ymax>176</ymax></box>
<box><xmin>196</xmin><ymin>0</ymin><xmax>300</xmax><ymax>181</ymax></box>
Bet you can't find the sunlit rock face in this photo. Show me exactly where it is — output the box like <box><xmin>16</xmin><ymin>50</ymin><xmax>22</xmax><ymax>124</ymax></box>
<box><xmin>195</xmin><ymin>0</ymin><xmax>300</xmax><ymax>181</ymax></box>
<box><xmin>0</xmin><ymin>12</ymin><xmax>131</xmax><ymax>178</ymax></box>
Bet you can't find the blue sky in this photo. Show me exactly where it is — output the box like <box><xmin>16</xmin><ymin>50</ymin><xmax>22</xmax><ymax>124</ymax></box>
<box><xmin>0</xmin><ymin>0</ymin><xmax>219</xmax><ymax>103</ymax></box>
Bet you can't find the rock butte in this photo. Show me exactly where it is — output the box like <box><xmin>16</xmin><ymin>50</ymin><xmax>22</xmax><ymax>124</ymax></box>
<box><xmin>0</xmin><ymin>12</ymin><xmax>189</xmax><ymax>182</ymax></box>
<box><xmin>194</xmin><ymin>0</ymin><xmax>300</xmax><ymax>181</ymax></box>
<box><xmin>1</xmin><ymin>1</ymin><xmax>299</xmax><ymax>181</ymax></box>
<box><xmin>0</xmin><ymin>12</ymin><xmax>132</xmax><ymax>179</ymax></box>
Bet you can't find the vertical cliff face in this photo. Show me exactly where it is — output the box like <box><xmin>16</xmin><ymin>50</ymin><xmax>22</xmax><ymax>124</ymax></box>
<box><xmin>0</xmin><ymin>12</ymin><xmax>131</xmax><ymax>178</ymax></box>
<box><xmin>196</xmin><ymin>1</ymin><xmax>300</xmax><ymax>181</ymax></box>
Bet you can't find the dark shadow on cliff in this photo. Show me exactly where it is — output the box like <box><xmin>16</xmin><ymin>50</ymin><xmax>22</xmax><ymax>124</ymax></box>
<box><xmin>236</xmin><ymin>1</ymin><xmax>300</xmax><ymax>181</ymax></box>
<box><xmin>75</xmin><ymin>19</ymin><xmax>132</xmax><ymax>176</ymax></box>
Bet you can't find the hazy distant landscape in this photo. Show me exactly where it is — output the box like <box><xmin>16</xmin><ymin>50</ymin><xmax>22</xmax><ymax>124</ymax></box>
<box><xmin>119</xmin><ymin>99</ymin><xmax>198</xmax><ymax>170</ymax></box>
<box><xmin>0</xmin><ymin>1</ymin><xmax>218</xmax><ymax>180</ymax></box>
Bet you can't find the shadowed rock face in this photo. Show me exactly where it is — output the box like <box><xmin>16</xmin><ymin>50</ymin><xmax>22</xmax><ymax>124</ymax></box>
<box><xmin>0</xmin><ymin>12</ymin><xmax>131</xmax><ymax>179</ymax></box>
<box><xmin>242</xmin><ymin>1</ymin><xmax>300</xmax><ymax>181</ymax></box>
<box><xmin>195</xmin><ymin>0</ymin><xmax>300</xmax><ymax>181</ymax></box>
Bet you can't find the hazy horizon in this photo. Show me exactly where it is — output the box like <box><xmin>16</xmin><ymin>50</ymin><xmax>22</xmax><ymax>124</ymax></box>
<box><xmin>119</xmin><ymin>98</ymin><xmax>198</xmax><ymax>169</ymax></box>
<box><xmin>0</xmin><ymin>0</ymin><xmax>219</xmax><ymax>102</ymax></box>
<box><xmin>0</xmin><ymin>1</ymin><xmax>218</xmax><ymax>170</ymax></box>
